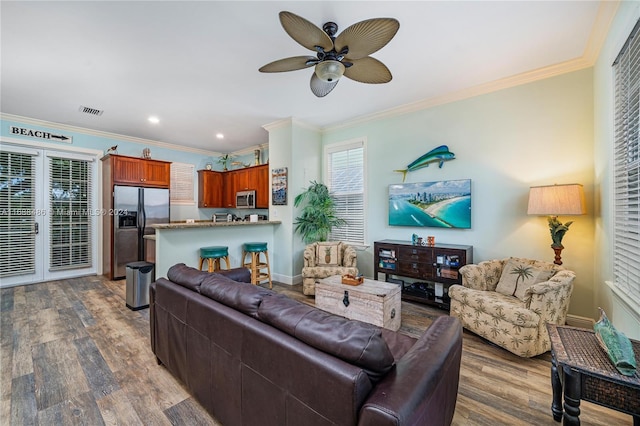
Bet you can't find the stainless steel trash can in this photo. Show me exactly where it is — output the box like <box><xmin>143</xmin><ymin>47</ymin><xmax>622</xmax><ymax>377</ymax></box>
<box><xmin>126</xmin><ymin>261</ymin><xmax>154</xmax><ymax>310</ymax></box>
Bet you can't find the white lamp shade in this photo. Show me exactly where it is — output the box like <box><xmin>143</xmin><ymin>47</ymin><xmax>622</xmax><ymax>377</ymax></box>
<box><xmin>527</xmin><ymin>184</ymin><xmax>586</xmax><ymax>215</ymax></box>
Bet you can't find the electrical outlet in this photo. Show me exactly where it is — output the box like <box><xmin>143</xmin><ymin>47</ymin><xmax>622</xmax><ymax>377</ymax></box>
<box><xmin>273</xmin><ymin>209</ymin><xmax>278</xmax><ymax>217</ymax></box>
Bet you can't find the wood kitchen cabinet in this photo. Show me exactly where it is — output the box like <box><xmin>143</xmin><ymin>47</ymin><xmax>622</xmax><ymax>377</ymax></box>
<box><xmin>253</xmin><ymin>165</ymin><xmax>269</xmax><ymax>208</ymax></box>
<box><xmin>233</xmin><ymin>168</ymin><xmax>251</xmax><ymax>192</ymax></box>
<box><xmin>198</xmin><ymin>170</ymin><xmax>224</xmax><ymax>207</ymax></box>
<box><xmin>222</xmin><ymin>172</ymin><xmax>235</xmax><ymax>208</ymax></box>
<box><xmin>238</xmin><ymin>164</ymin><xmax>269</xmax><ymax>208</ymax></box>
<box><xmin>100</xmin><ymin>154</ymin><xmax>172</xmax><ymax>280</ymax></box>
<box><xmin>202</xmin><ymin>164</ymin><xmax>269</xmax><ymax>208</ymax></box>
<box><xmin>106</xmin><ymin>154</ymin><xmax>171</xmax><ymax>188</ymax></box>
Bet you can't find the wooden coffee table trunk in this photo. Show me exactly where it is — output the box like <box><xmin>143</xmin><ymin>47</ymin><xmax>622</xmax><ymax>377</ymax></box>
<box><xmin>316</xmin><ymin>275</ymin><xmax>401</xmax><ymax>331</ymax></box>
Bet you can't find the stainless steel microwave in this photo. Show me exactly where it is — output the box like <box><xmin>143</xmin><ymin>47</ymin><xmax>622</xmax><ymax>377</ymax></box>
<box><xmin>236</xmin><ymin>190</ymin><xmax>256</xmax><ymax>209</ymax></box>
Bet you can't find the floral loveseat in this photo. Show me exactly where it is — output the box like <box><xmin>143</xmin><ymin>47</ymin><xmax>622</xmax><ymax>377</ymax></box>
<box><xmin>449</xmin><ymin>257</ymin><xmax>575</xmax><ymax>357</ymax></box>
<box><xmin>302</xmin><ymin>241</ymin><xmax>358</xmax><ymax>295</ymax></box>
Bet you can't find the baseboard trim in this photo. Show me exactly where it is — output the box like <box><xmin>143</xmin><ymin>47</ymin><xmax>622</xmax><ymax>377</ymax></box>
<box><xmin>565</xmin><ymin>314</ymin><xmax>595</xmax><ymax>329</ymax></box>
<box><xmin>271</xmin><ymin>273</ymin><xmax>301</xmax><ymax>286</ymax></box>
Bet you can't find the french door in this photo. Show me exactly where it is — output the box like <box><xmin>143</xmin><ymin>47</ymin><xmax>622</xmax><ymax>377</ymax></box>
<box><xmin>0</xmin><ymin>143</ymin><xmax>98</xmax><ymax>287</ymax></box>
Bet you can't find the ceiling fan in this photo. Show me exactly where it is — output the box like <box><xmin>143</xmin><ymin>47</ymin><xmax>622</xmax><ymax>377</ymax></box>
<box><xmin>259</xmin><ymin>11</ymin><xmax>400</xmax><ymax>97</ymax></box>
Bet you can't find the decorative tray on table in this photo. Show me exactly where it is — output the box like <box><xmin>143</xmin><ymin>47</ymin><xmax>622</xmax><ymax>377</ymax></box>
<box><xmin>341</xmin><ymin>274</ymin><xmax>364</xmax><ymax>286</ymax></box>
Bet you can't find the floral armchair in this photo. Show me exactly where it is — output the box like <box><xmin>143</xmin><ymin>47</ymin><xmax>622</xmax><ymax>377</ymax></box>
<box><xmin>448</xmin><ymin>257</ymin><xmax>575</xmax><ymax>357</ymax></box>
<box><xmin>302</xmin><ymin>241</ymin><xmax>358</xmax><ymax>295</ymax></box>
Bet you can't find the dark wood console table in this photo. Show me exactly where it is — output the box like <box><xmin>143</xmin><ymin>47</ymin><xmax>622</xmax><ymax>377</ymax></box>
<box><xmin>547</xmin><ymin>324</ymin><xmax>640</xmax><ymax>425</ymax></box>
<box><xmin>374</xmin><ymin>240</ymin><xmax>472</xmax><ymax>310</ymax></box>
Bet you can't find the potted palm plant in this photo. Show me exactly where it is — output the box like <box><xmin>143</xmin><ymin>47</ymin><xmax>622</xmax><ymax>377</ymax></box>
<box><xmin>294</xmin><ymin>181</ymin><xmax>346</xmax><ymax>244</ymax></box>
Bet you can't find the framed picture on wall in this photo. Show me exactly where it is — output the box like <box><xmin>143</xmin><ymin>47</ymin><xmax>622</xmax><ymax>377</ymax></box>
<box><xmin>272</xmin><ymin>167</ymin><xmax>288</xmax><ymax>205</ymax></box>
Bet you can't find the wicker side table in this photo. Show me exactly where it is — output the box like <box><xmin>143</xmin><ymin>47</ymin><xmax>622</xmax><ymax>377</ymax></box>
<box><xmin>547</xmin><ymin>324</ymin><xmax>640</xmax><ymax>425</ymax></box>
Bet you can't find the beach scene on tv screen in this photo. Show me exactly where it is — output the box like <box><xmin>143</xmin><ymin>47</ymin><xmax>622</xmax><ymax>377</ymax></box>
<box><xmin>388</xmin><ymin>179</ymin><xmax>471</xmax><ymax>228</ymax></box>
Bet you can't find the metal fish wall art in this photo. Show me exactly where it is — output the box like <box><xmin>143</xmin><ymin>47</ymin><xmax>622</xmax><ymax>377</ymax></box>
<box><xmin>395</xmin><ymin>145</ymin><xmax>456</xmax><ymax>182</ymax></box>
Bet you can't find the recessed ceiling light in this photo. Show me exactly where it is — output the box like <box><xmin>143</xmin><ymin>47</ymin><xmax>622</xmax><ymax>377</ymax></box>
<box><xmin>148</xmin><ymin>116</ymin><xmax>160</xmax><ymax>124</ymax></box>
<box><xmin>216</xmin><ymin>133</ymin><xmax>224</xmax><ymax>139</ymax></box>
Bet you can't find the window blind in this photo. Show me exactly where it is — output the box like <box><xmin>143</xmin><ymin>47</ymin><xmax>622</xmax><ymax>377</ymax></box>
<box><xmin>326</xmin><ymin>139</ymin><xmax>365</xmax><ymax>245</ymax></box>
<box><xmin>613</xmin><ymin>19</ymin><xmax>640</xmax><ymax>309</ymax></box>
<box><xmin>171</xmin><ymin>162</ymin><xmax>195</xmax><ymax>205</ymax></box>
<box><xmin>49</xmin><ymin>156</ymin><xmax>92</xmax><ymax>270</ymax></box>
<box><xmin>0</xmin><ymin>151</ymin><xmax>36</xmax><ymax>277</ymax></box>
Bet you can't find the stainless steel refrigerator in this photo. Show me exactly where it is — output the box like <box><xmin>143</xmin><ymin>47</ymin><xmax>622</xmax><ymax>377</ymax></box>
<box><xmin>113</xmin><ymin>185</ymin><xmax>169</xmax><ymax>279</ymax></box>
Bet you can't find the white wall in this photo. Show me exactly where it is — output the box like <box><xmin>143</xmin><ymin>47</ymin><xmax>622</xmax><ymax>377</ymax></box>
<box><xmin>593</xmin><ymin>2</ymin><xmax>640</xmax><ymax>338</ymax></box>
<box><xmin>320</xmin><ymin>69</ymin><xmax>596</xmax><ymax>318</ymax></box>
<box><xmin>265</xmin><ymin>119</ymin><xmax>322</xmax><ymax>283</ymax></box>
<box><xmin>154</xmin><ymin>224</ymin><xmax>276</xmax><ymax>280</ymax></box>
<box><xmin>0</xmin><ymin>115</ymin><xmax>214</xmax><ymax>223</ymax></box>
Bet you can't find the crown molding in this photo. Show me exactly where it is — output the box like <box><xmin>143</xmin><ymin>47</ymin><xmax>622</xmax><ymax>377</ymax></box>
<box><xmin>262</xmin><ymin>117</ymin><xmax>320</xmax><ymax>133</ymax></box>
<box><xmin>323</xmin><ymin>1</ymin><xmax>619</xmax><ymax>134</ymax></box>
<box><xmin>583</xmin><ymin>1</ymin><xmax>620</xmax><ymax>64</ymax></box>
<box><xmin>262</xmin><ymin>117</ymin><xmax>293</xmax><ymax>132</ymax></box>
<box><xmin>323</xmin><ymin>56</ymin><xmax>592</xmax><ymax>133</ymax></box>
<box><xmin>230</xmin><ymin>143</ymin><xmax>269</xmax><ymax>157</ymax></box>
<box><xmin>0</xmin><ymin>113</ymin><xmax>217</xmax><ymax>156</ymax></box>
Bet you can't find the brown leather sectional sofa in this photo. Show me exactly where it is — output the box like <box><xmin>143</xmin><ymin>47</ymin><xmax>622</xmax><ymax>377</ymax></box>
<box><xmin>150</xmin><ymin>263</ymin><xmax>463</xmax><ymax>426</ymax></box>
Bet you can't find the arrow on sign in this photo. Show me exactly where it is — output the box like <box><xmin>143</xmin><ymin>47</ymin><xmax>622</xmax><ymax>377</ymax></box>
<box><xmin>9</xmin><ymin>126</ymin><xmax>73</xmax><ymax>143</ymax></box>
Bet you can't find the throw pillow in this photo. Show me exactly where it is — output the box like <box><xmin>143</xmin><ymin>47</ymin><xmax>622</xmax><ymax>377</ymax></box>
<box><xmin>316</xmin><ymin>242</ymin><xmax>340</xmax><ymax>266</ymax></box>
<box><xmin>495</xmin><ymin>258</ymin><xmax>555</xmax><ymax>301</ymax></box>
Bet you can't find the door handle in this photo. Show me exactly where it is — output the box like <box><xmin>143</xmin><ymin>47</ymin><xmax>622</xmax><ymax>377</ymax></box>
<box><xmin>34</xmin><ymin>222</ymin><xmax>39</xmax><ymax>235</ymax></box>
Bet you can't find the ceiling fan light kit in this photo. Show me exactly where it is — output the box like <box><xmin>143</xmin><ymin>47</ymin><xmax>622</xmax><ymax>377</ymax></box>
<box><xmin>315</xmin><ymin>60</ymin><xmax>345</xmax><ymax>82</ymax></box>
<box><xmin>259</xmin><ymin>11</ymin><xmax>399</xmax><ymax>97</ymax></box>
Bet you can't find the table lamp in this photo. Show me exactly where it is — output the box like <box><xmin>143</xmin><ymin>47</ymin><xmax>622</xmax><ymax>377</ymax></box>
<box><xmin>527</xmin><ymin>183</ymin><xmax>586</xmax><ymax>265</ymax></box>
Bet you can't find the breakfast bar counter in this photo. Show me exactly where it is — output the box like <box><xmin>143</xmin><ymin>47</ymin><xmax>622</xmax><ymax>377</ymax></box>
<box><xmin>151</xmin><ymin>220</ymin><xmax>281</xmax><ymax>279</ymax></box>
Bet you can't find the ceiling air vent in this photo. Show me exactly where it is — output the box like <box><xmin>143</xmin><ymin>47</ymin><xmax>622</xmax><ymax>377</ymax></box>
<box><xmin>78</xmin><ymin>105</ymin><xmax>104</xmax><ymax>116</ymax></box>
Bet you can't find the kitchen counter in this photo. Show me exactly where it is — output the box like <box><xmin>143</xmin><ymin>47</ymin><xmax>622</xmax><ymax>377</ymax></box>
<box><xmin>151</xmin><ymin>220</ymin><xmax>281</xmax><ymax>279</ymax></box>
<box><xmin>151</xmin><ymin>220</ymin><xmax>280</xmax><ymax>230</ymax></box>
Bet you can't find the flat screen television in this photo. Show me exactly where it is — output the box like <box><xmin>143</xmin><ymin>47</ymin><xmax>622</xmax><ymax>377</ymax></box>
<box><xmin>388</xmin><ymin>179</ymin><xmax>471</xmax><ymax>228</ymax></box>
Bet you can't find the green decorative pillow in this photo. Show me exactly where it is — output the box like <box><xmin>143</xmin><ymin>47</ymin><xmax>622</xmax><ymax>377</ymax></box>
<box><xmin>495</xmin><ymin>258</ymin><xmax>554</xmax><ymax>301</ymax></box>
<box><xmin>316</xmin><ymin>242</ymin><xmax>340</xmax><ymax>266</ymax></box>
<box><xmin>594</xmin><ymin>308</ymin><xmax>637</xmax><ymax>376</ymax></box>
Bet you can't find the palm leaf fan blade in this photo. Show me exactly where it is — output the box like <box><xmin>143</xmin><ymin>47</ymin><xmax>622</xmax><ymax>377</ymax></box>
<box><xmin>343</xmin><ymin>57</ymin><xmax>392</xmax><ymax>83</ymax></box>
<box><xmin>259</xmin><ymin>56</ymin><xmax>317</xmax><ymax>73</ymax></box>
<box><xmin>279</xmin><ymin>11</ymin><xmax>334</xmax><ymax>52</ymax></box>
<box><xmin>334</xmin><ymin>18</ymin><xmax>399</xmax><ymax>60</ymax></box>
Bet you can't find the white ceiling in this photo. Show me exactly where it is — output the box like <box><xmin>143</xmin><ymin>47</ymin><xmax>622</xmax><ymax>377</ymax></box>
<box><xmin>1</xmin><ymin>1</ymin><xmax>612</xmax><ymax>154</ymax></box>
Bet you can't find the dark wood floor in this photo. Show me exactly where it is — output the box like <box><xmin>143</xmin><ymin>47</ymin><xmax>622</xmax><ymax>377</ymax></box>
<box><xmin>0</xmin><ymin>275</ymin><xmax>633</xmax><ymax>425</ymax></box>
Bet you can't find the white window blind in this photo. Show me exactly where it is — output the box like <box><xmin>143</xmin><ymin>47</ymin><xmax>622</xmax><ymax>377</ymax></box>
<box><xmin>326</xmin><ymin>139</ymin><xmax>365</xmax><ymax>245</ymax></box>
<box><xmin>48</xmin><ymin>156</ymin><xmax>92</xmax><ymax>270</ymax></box>
<box><xmin>613</xmin><ymin>19</ymin><xmax>640</xmax><ymax>309</ymax></box>
<box><xmin>0</xmin><ymin>151</ymin><xmax>36</xmax><ymax>277</ymax></box>
<box><xmin>171</xmin><ymin>162</ymin><xmax>195</xmax><ymax>205</ymax></box>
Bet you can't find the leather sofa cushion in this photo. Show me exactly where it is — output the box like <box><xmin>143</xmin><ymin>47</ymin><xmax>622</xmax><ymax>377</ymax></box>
<box><xmin>167</xmin><ymin>263</ymin><xmax>251</xmax><ymax>292</ymax></box>
<box><xmin>167</xmin><ymin>263</ymin><xmax>211</xmax><ymax>292</ymax></box>
<box><xmin>200</xmin><ymin>273</ymin><xmax>272</xmax><ymax>318</ymax></box>
<box><xmin>217</xmin><ymin>267</ymin><xmax>252</xmax><ymax>283</ymax></box>
<box><xmin>381</xmin><ymin>328</ymin><xmax>417</xmax><ymax>362</ymax></box>
<box><xmin>257</xmin><ymin>294</ymin><xmax>395</xmax><ymax>381</ymax></box>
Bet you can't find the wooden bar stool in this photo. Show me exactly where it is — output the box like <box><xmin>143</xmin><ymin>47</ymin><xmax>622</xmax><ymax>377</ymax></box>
<box><xmin>199</xmin><ymin>246</ymin><xmax>230</xmax><ymax>272</ymax></box>
<box><xmin>242</xmin><ymin>242</ymin><xmax>272</xmax><ymax>288</ymax></box>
